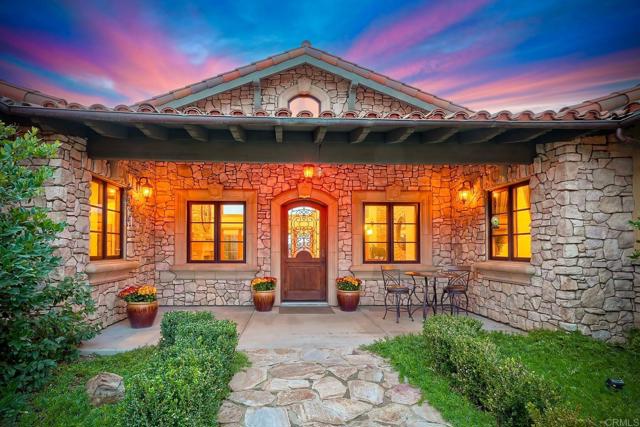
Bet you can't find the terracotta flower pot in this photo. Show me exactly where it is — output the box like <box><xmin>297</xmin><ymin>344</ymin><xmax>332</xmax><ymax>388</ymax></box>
<box><xmin>337</xmin><ymin>289</ymin><xmax>361</xmax><ymax>312</ymax></box>
<box><xmin>253</xmin><ymin>290</ymin><xmax>275</xmax><ymax>312</ymax></box>
<box><xmin>126</xmin><ymin>301</ymin><xmax>158</xmax><ymax>328</ymax></box>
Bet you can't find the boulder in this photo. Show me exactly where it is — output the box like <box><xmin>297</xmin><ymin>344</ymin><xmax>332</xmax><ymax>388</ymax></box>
<box><xmin>86</xmin><ymin>372</ymin><xmax>125</xmax><ymax>407</ymax></box>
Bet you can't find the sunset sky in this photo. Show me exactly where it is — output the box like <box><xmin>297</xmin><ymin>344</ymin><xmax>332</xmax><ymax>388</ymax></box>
<box><xmin>1</xmin><ymin>0</ymin><xmax>639</xmax><ymax>112</ymax></box>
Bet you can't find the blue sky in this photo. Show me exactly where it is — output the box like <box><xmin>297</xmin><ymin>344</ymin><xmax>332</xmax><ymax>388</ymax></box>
<box><xmin>1</xmin><ymin>0</ymin><xmax>638</xmax><ymax>111</ymax></box>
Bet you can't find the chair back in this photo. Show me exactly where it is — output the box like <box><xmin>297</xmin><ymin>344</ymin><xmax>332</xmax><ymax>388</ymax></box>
<box><xmin>380</xmin><ymin>266</ymin><xmax>403</xmax><ymax>290</ymax></box>
<box><xmin>443</xmin><ymin>265</ymin><xmax>471</xmax><ymax>291</ymax></box>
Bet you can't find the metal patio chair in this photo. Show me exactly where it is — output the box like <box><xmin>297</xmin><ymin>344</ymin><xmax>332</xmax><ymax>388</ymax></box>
<box><xmin>440</xmin><ymin>265</ymin><xmax>472</xmax><ymax>315</ymax></box>
<box><xmin>380</xmin><ymin>266</ymin><xmax>414</xmax><ymax>323</ymax></box>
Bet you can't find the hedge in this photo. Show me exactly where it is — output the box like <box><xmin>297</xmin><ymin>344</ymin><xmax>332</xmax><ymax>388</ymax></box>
<box><xmin>423</xmin><ymin>316</ymin><xmax>560</xmax><ymax>427</ymax></box>
<box><xmin>119</xmin><ymin>311</ymin><xmax>239</xmax><ymax>427</ymax></box>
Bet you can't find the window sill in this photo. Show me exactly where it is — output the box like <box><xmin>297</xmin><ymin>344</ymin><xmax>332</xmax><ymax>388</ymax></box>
<box><xmin>170</xmin><ymin>264</ymin><xmax>259</xmax><ymax>280</ymax></box>
<box><xmin>350</xmin><ymin>264</ymin><xmax>438</xmax><ymax>280</ymax></box>
<box><xmin>86</xmin><ymin>259</ymin><xmax>140</xmax><ymax>285</ymax></box>
<box><xmin>472</xmin><ymin>260</ymin><xmax>534</xmax><ymax>285</ymax></box>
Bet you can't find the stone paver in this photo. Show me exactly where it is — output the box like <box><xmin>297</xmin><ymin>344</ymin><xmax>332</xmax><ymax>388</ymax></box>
<box><xmin>221</xmin><ymin>347</ymin><xmax>449</xmax><ymax>426</ymax></box>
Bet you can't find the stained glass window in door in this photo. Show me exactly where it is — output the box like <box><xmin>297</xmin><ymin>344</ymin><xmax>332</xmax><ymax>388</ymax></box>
<box><xmin>288</xmin><ymin>206</ymin><xmax>320</xmax><ymax>258</ymax></box>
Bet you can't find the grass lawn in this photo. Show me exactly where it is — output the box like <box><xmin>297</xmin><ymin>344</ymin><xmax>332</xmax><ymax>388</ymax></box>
<box><xmin>367</xmin><ymin>329</ymin><xmax>639</xmax><ymax>427</ymax></box>
<box><xmin>14</xmin><ymin>347</ymin><xmax>248</xmax><ymax>427</ymax></box>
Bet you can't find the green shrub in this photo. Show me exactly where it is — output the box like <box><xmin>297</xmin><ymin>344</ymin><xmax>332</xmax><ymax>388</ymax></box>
<box><xmin>159</xmin><ymin>310</ymin><xmax>214</xmax><ymax>347</ymax></box>
<box><xmin>627</xmin><ymin>329</ymin><xmax>640</xmax><ymax>356</ymax></box>
<box><xmin>423</xmin><ymin>315</ymin><xmax>559</xmax><ymax>427</ymax></box>
<box><xmin>120</xmin><ymin>314</ymin><xmax>240</xmax><ymax>426</ymax></box>
<box><xmin>528</xmin><ymin>404</ymin><xmax>596</xmax><ymax>427</ymax></box>
<box><xmin>0</xmin><ymin>123</ymin><xmax>96</xmax><ymax>394</ymax></box>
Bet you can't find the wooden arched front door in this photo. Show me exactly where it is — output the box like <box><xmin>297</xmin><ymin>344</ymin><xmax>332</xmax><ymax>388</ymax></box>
<box><xmin>281</xmin><ymin>200</ymin><xmax>327</xmax><ymax>302</ymax></box>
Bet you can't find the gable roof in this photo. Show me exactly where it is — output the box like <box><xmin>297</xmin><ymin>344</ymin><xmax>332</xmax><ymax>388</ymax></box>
<box><xmin>136</xmin><ymin>41</ymin><xmax>474</xmax><ymax>114</ymax></box>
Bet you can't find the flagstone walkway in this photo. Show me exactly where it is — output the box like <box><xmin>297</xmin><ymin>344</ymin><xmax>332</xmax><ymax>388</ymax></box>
<box><xmin>220</xmin><ymin>347</ymin><xmax>449</xmax><ymax>427</ymax></box>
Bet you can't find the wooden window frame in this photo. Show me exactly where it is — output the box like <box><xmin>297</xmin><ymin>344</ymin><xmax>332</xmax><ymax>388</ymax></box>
<box><xmin>488</xmin><ymin>182</ymin><xmax>531</xmax><ymax>262</ymax></box>
<box><xmin>187</xmin><ymin>201</ymin><xmax>247</xmax><ymax>263</ymax></box>
<box><xmin>90</xmin><ymin>177</ymin><xmax>123</xmax><ymax>261</ymax></box>
<box><xmin>363</xmin><ymin>202</ymin><xmax>420</xmax><ymax>264</ymax></box>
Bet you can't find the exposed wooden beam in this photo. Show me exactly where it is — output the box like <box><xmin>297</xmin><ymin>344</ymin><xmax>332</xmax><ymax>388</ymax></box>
<box><xmin>135</xmin><ymin>123</ymin><xmax>168</xmax><ymax>140</ymax></box>
<box><xmin>459</xmin><ymin>128</ymin><xmax>507</xmax><ymax>144</ymax></box>
<box><xmin>84</xmin><ymin>120</ymin><xmax>127</xmax><ymax>139</ymax></box>
<box><xmin>184</xmin><ymin>125</ymin><xmax>208</xmax><ymax>142</ymax></box>
<box><xmin>527</xmin><ymin>129</ymin><xmax>594</xmax><ymax>145</ymax></box>
<box><xmin>274</xmin><ymin>125</ymin><xmax>283</xmax><ymax>143</ymax></box>
<box><xmin>349</xmin><ymin>127</ymin><xmax>370</xmax><ymax>144</ymax></box>
<box><xmin>313</xmin><ymin>126</ymin><xmax>327</xmax><ymax>144</ymax></box>
<box><xmin>229</xmin><ymin>125</ymin><xmax>246</xmax><ymax>143</ymax></box>
<box><xmin>489</xmin><ymin>128</ymin><xmax>551</xmax><ymax>144</ymax></box>
<box><xmin>421</xmin><ymin>127</ymin><xmax>458</xmax><ymax>144</ymax></box>
<box><xmin>386</xmin><ymin>127</ymin><xmax>415</xmax><ymax>144</ymax></box>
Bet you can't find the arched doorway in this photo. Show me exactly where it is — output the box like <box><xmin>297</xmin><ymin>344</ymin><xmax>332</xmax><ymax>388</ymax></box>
<box><xmin>281</xmin><ymin>200</ymin><xmax>327</xmax><ymax>301</ymax></box>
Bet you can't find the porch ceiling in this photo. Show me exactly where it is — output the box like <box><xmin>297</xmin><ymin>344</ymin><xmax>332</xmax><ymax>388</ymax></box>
<box><xmin>1</xmin><ymin>101</ymin><xmax>638</xmax><ymax>165</ymax></box>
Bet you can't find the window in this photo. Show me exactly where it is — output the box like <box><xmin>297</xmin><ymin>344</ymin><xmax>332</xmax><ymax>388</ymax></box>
<box><xmin>187</xmin><ymin>202</ymin><xmax>246</xmax><ymax>263</ymax></box>
<box><xmin>489</xmin><ymin>182</ymin><xmax>531</xmax><ymax>261</ymax></box>
<box><xmin>89</xmin><ymin>177</ymin><xmax>123</xmax><ymax>260</ymax></box>
<box><xmin>364</xmin><ymin>203</ymin><xmax>419</xmax><ymax>263</ymax></box>
<box><xmin>288</xmin><ymin>95</ymin><xmax>320</xmax><ymax>117</ymax></box>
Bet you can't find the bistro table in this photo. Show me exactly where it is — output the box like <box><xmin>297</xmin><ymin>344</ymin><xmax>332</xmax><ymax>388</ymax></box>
<box><xmin>404</xmin><ymin>270</ymin><xmax>452</xmax><ymax>319</ymax></box>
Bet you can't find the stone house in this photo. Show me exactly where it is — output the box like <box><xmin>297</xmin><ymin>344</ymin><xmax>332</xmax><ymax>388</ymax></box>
<box><xmin>1</xmin><ymin>42</ymin><xmax>638</xmax><ymax>343</ymax></box>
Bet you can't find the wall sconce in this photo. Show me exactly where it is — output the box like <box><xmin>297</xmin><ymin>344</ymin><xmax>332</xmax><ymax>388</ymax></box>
<box><xmin>302</xmin><ymin>164</ymin><xmax>315</xmax><ymax>179</ymax></box>
<box><xmin>459</xmin><ymin>181</ymin><xmax>472</xmax><ymax>204</ymax></box>
<box><xmin>137</xmin><ymin>177</ymin><xmax>153</xmax><ymax>198</ymax></box>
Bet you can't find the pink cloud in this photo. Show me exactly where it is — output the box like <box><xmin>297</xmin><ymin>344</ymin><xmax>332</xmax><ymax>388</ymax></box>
<box><xmin>346</xmin><ymin>0</ymin><xmax>491</xmax><ymax>63</ymax></box>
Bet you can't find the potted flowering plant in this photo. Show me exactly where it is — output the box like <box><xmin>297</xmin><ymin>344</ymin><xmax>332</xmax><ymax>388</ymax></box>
<box><xmin>336</xmin><ymin>276</ymin><xmax>362</xmax><ymax>311</ymax></box>
<box><xmin>251</xmin><ymin>277</ymin><xmax>276</xmax><ymax>312</ymax></box>
<box><xmin>117</xmin><ymin>285</ymin><xmax>158</xmax><ymax>328</ymax></box>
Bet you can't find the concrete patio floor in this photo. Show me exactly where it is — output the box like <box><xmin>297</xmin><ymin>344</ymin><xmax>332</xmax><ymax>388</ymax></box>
<box><xmin>80</xmin><ymin>306</ymin><xmax>519</xmax><ymax>356</ymax></box>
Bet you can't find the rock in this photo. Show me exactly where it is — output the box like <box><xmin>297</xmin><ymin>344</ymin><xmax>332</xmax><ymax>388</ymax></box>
<box><xmin>230</xmin><ymin>367</ymin><xmax>268</xmax><ymax>391</ymax></box>
<box><xmin>383</xmin><ymin>370</ymin><xmax>401</xmax><ymax>387</ymax></box>
<box><xmin>245</xmin><ymin>407</ymin><xmax>290</xmax><ymax>427</ymax></box>
<box><xmin>369</xmin><ymin>403</ymin><xmax>411</xmax><ymax>425</ymax></box>
<box><xmin>348</xmin><ymin>380</ymin><xmax>384</xmax><ymax>405</ymax></box>
<box><xmin>581</xmin><ymin>285</ymin><xmax>604</xmax><ymax>308</ymax></box>
<box><xmin>228</xmin><ymin>390</ymin><xmax>275</xmax><ymax>407</ymax></box>
<box><xmin>328</xmin><ymin>365</ymin><xmax>358</xmax><ymax>381</ymax></box>
<box><xmin>270</xmin><ymin>363</ymin><xmax>325</xmax><ymax>379</ymax></box>
<box><xmin>412</xmin><ymin>401</ymin><xmax>448</xmax><ymax>424</ymax></box>
<box><xmin>263</xmin><ymin>378</ymin><xmax>310</xmax><ymax>391</ymax></box>
<box><xmin>85</xmin><ymin>372</ymin><xmax>124</xmax><ymax>407</ymax></box>
<box><xmin>323</xmin><ymin>398</ymin><xmax>372</xmax><ymax>422</ymax></box>
<box><xmin>289</xmin><ymin>399</ymin><xmax>344</xmax><ymax>425</ymax></box>
<box><xmin>276</xmin><ymin>388</ymin><xmax>317</xmax><ymax>406</ymax></box>
<box><xmin>386</xmin><ymin>383</ymin><xmax>421</xmax><ymax>405</ymax></box>
<box><xmin>217</xmin><ymin>401</ymin><xmax>245</xmax><ymax>423</ymax></box>
<box><xmin>313</xmin><ymin>376</ymin><xmax>347</xmax><ymax>399</ymax></box>
<box><xmin>343</xmin><ymin>354</ymin><xmax>383</xmax><ymax>366</ymax></box>
<box><xmin>357</xmin><ymin>367</ymin><xmax>383</xmax><ymax>383</ymax></box>
<box><xmin>301</xmin><ymin>348</ymin><xmax>346</xmax><ymax>365</ymax></box>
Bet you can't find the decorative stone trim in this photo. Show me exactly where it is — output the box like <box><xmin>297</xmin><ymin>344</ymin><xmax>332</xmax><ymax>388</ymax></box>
<box><xmin>169</xmin><ymin>264</ymin><xmax>259</xmax><ymax>280</ymax></box>
<box><xmin>86</xmin><ymin>259</ymin><xmax>140</xmax><ymax>285</ymax></box>
<box><xmin>472</xmin><ymin>261</ymin><xmax>534</xmax><ymax>285</ymax></box>
<box><xmin>277</xmin><ymin>78</ymin><xmax>331</xmax><ymax>112</ymax></box>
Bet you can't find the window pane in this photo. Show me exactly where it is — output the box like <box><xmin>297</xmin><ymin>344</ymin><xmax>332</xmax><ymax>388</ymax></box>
<box><xmin>513</xmin><ymin>209</ymin><xmax>531</xmax><ymax>234</ymax></box>
<box><xmin>364</xmin><ymin>243</ymin><xmax>388</xmax><ymax>262</ymax></box>
<box><xmin>492</xmin><ymin>236</ymin><xmax>509</xmax><ymax>258</ymax></box>
<box><xmin>106</xmin><ymin>210</ymin><xmax>120</xmax><ymax>233</ymax></box>
<box><xmin>491</xmin><ymin>213</ymin><xmax>509</xmax><ymax>235</ymax></box>
<box><xmin>514</xmin><ymin>185</ymin><xmax>530</xmax><ymax>211</ymax></box>
<box><xmin>191</xmin><ymin>242</ymin><xmax>215</xmax><ymax>261</ymax></box>
<box><xmin>106</xmin><ymin>233</ymin><xmax>121</xmax><ymax>257</ymax></box>
<box><xmin>90</xmin><ymin>180</ymin><xmax>103</xmax><ymax>206</ymax></box>
<box><xmin>191</xmin><ymin>223</ymin><xmax>214</xmax><ymax>241</ymax></box>
<box><xmin>364</xmin><ymin>224</ymin><xmax>387</xmax><ymax>243</ymax></box>
<box><xmin>364</xmin><ymin>205</ymin><xmax>387</xmax><ymax>223</ymax></box>
<box><xmin>394</xmin><ymin>242</ymin><xmax>417</xmax><ymax>262</ymax></box>
<box><xmin>221</xmin><ymin>204</ymin><xmax>244</xmax><ymax>222</ymax></box>
<box><xmin>394</xmin><ymin>224</ymin><xmax>417</xmax><ymax>243</ymax></box>
<box><xmin>190</xmin><ymin>204</ymin><xmax>214</xmax><ymax>223</ymax></box>
<box><xmin>221</xmin><ymin>242</ymin><xmax>244</xmax><ymax>261</ymax></box>
<box><xmin>515</xmin><ymin>235</ymin><xmax>531</xmax><ymax>259</ymax></box>
<box><xmin>106</xmin><ymin>185</ymin><xmax>121</xmax><ymax>211</ymax></box>
<box><xmin>221</xmin><ymin>222</ymin><xmax>244</xmax><ymax>242</ymax></box>
<box><xmin>288</xmin><ymin>206</ymin><xmax>320</xmax><ymax>258</ymax></box>
<box><xmin>393</xmin><ymin>205</ymin><xmax>417</xmax><ymax>223</ymax></box>
<box><xmin>90</xmin><ymin>231</ymin><xmax>103</xmax><ymax>258</ymax></box>
<box><xmin>90</xmin><ymin>207</ymin><xmax>103</xmax><ymax>232</ymax></box>
<box><xmin>491</xmin><ymin>189</ymin><xmax>508</xmax><ymax>214</ymax></box>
